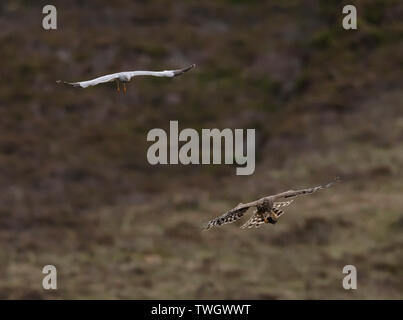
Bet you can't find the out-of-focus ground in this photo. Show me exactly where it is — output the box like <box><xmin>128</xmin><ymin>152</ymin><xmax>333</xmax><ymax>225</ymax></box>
<box><xmin>0</xmin><ymin>0</ymin><xmax>402</xmax><ymax>299</ymax></box>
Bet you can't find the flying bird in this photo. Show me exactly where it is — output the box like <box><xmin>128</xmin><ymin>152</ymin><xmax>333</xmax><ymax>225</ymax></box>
<box><xmin>203</xmin><ymin>178</ymin><xmax>340</xmax><ymax>230</ymax></box>
<box><xmin>56</xmin><ymin>64</ymin><xmax>195</xmax><ymax>93</ymax></box>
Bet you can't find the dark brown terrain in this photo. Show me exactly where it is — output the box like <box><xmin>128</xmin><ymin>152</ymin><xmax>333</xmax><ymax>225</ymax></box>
<box><xmin>0</xmin><ymin>0</ymin><xmax>402</xmax><ymax>299</ymax></box>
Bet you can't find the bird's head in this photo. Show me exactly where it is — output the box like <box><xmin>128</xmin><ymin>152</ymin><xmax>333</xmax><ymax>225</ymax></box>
<box><xmin>257</xmin><ymin>198</ymin><xmax>273</xmax><ymax>212</ymax></box>
<box><xmin>119</xmin><ymin>74</ymin><xmax>131</xmax><ymax>82</ymax></box>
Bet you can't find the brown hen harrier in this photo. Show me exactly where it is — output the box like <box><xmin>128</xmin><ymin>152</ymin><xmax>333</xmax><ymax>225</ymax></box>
<box><xmin>203</xmin><ymin>178</ymin><xmax>340</xmax><ymax>230</ymax></box>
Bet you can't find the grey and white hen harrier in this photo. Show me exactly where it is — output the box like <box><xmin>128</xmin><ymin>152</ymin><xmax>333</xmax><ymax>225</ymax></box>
<box><xmin>56</xmin><ymin>64</ymin><xmax>195</xmax><ymax>93</ymax></box>
<box><xmin>203</xmin><ymin>178</ymin><xmax>340</xmax><ymax>230</ymax></box>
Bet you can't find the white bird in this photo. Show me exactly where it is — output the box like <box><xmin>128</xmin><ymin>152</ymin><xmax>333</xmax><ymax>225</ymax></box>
<box><xmin>56</xmin><ymin>64</ymin><xmax>195</xmax><ymax>93</ymax></box>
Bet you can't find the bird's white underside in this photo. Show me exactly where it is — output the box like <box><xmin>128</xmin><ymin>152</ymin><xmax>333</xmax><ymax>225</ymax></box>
<box><xmin>72</xmin><ymin>70</ymin><xmax>176</xmax><ymax>88</ymax></box>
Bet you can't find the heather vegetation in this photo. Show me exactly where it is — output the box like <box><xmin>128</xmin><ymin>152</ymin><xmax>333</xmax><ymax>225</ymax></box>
<box><xmin>0</xmin><ymin>0</ymin><xmax>402</xmax><ymax>299</ymax></box>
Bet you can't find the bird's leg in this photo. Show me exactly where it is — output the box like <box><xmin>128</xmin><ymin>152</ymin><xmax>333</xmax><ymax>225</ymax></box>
<box><xmin>265</xmin><ymin>209</ymin><xmax>283</xmax><ymax>224</ymax></box>
<box><xmin>123</xmin><ymin>83</ymin><xmax>127</xmax><ymax>94</ymax></box>
<box><xmin>116</xmin><ymin>80</ymin><xmax>120</xmax><ymax>93</ymax></box>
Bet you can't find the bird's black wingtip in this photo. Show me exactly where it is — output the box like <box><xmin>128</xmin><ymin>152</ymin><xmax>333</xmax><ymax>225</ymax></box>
<box><xmin>185</xmin><ymin>64</ymin><xmax>196</xmax><ymax>70</ymax></box>
<box><xmin>56</xmin><ymin>80</ymin><xmax>82</xmax><ymax>88</ymax></box>
<box><xmin>173</xmin><ymin>64</ymin><xmax>196</xmax><ymax>76</ymax></box>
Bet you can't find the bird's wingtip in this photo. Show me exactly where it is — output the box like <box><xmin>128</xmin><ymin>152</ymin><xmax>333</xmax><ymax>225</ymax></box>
<box><xmin>201</xmin><ymin>223</ymin><xmax>210</xmax><ymax>231</ymax></box>
<box><xmin>56</xmin><ymin>80</ymin><xmax>82</xmax><ymax>88</ymax></box>
<box><xmin>324</xmin><ymin>176</ymin><xmax>341</xmax><ymax>189</ymax></box>
<box><xmin>201</xmin><ymin>219</ymin><xmax>216</xmax><ymax>231</ymax></box>
<box><xmin>173</xmin><ymin>64</ymin><xmax>196</xmax><ymax>76</ymax></box>
<box><xmin>56</xmin><ymin>80</ymin><xmax>70</xmax><ymax>86</ymax></box>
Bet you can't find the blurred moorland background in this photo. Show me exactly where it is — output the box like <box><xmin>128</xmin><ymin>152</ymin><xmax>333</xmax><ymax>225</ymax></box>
<box><xmin>0</xmin><ymin>0</ymin><xmax>402</xmax><ymax>299</ymax></box>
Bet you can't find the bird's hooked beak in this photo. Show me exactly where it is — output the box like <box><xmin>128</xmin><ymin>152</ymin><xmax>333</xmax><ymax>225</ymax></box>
<box><xmin>172</xmin><ymin>64</ymin><xmax>196</xmax><ymax>76</ymax></box>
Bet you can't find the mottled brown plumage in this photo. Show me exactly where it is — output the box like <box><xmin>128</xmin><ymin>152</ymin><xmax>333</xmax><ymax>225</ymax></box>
<box><xmin>203</xmin><ymin>178</ymin><xmax>339</xmax><ymax>230</ymax></box>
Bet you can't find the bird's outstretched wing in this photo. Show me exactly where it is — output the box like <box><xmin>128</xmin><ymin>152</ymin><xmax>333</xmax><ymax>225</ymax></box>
<box><xmin>270</xmin><ymin>177</ymin><xmax>340</xmax><ymax>201</ymax></box>
<box><xmin>125</xmin><ymin>64</ymin><xmax>196</xmax><ymax>79</ymax></box>
<box><xmin>211</xmin><ymin>201</ymin><xmax>293</xmax><ymax>230</ymax></box>
<box><xmin>202</xmin><ymin>202</ymin><xmax>255</xmax><ymax>230</ymax></box>
<box><xmin>56</xmin><ymin>73</ymin><xmax>119</xmax><ymax>88</ymax></box>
